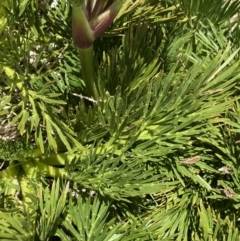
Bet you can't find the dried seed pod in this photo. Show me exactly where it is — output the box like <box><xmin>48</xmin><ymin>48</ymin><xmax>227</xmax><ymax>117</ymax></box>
<box><xmin>222</xmin><ymin>187</ymin><xmax>236</xmax><ymax>198</ymax></box>
<box><xmin>180</xmin><ymin>155</ymin><xmax>200</xmax><ymax>165</ymax></box>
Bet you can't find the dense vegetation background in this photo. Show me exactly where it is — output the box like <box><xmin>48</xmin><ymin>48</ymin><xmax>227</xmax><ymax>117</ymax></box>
<box><xmin>1</xmin><ymin>0</ymin><xmax>240</xmax><ymax>240</ymax></box>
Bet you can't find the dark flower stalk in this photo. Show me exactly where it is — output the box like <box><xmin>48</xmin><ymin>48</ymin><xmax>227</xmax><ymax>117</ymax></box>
<box><xmin>71</xmin><ymin>0</ymin><xmax>124</xmax><ymax>99</ymax></box>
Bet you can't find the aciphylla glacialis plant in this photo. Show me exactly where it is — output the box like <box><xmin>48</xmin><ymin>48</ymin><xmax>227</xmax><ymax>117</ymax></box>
<box><xmin>2</xmin><ymin>0</ymin><xmax>240</xmax><ymax>239</ymax></box>
<box><xmin>71</xmin><ymin>0</ymin><xmax>124</xmax><ymax>99</ymax></box>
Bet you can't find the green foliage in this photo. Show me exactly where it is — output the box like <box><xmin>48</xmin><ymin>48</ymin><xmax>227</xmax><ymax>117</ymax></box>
<box><xmin>58</xmin><ymin>193</ymin><xmax>119</xmax><ymax>241</ymax></box>
<box><xmin>1</xmin><ymin>0</ymin><xmax>240</xmax><ymax>240</ymax></box>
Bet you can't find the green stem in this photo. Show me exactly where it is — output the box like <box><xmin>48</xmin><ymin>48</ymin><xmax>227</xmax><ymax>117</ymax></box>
<box><xmin>19</xmin><ymin>160</ymin><xmax>67</xmax><ymax>204</ymax></box>
<box><xmin>0</xmin><ymin>162</ymin><xmax>20</xmax><ymax>197</ymax></box>
<box><xmin>78</xmin><ymin>46</ymin><xmax>99</xmax><ymax>100</ymax></box>
<box><xmin>24</xmin><ymin>148</ymin><xmax>70</xmax><ymax>166</ymax></box>
<box><xmin>36</xmin><ymin>152</ymin><xmax>67</xmax><ymax>166</ymax></box>
<box><xmin>35</xmin><ymin>162</ymin><xmax>67</xmax><ymax>177</ymax></box>
<box><xmin>18</xmin><ymin>161</ymin><xmax>37</xmax><ymax>204</ymax></box>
